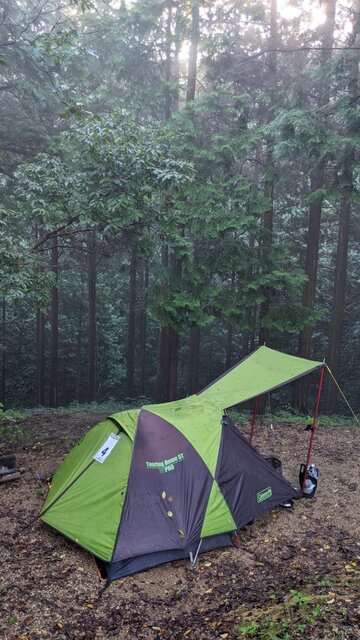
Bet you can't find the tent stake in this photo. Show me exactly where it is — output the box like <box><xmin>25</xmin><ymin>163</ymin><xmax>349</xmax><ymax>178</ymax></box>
<box><xmin>249</xmin><ymin>397</ymin><xmax>258</xmax><ymax>445</ymax></box>
<box><xmin>190</xmin><ymin>539</ymin><xmax>203</xmax><ymax>566</ymax></box>
<box><xmin>301</xmin><ymin>366</ymin><xmax>325</xmax><ymax>497</ymax></box>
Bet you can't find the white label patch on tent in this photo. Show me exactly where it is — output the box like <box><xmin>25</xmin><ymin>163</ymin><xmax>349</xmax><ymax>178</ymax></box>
<box><xmin>94</xmin><ymin>433</ymin><xmax>120</xmax><ymax>463</ymax></box>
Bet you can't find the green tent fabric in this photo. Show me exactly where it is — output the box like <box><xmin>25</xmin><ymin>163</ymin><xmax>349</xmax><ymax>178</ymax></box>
<box><xmin>200</xmin><ymin>345</ymin><xmax>323</xmax><ymax>409</ymax></box>
<box><xmin>40</xmin><ymin>346</ymin><xmax>324</xmax><ymax>581</ymax></box>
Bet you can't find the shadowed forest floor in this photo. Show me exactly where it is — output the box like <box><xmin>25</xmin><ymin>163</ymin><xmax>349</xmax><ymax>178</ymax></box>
<box><xmin>1</xmin><ymin>412</ymin><xmax>359</xmax><ymax>640</ymax></box>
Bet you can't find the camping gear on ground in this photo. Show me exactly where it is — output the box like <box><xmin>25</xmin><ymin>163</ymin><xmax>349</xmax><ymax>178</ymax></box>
<box><xmin>299</xmin><ymin>463</ymin><xmax>319</xmax><ymax>498</ymax></box>
<box><xmin>280</xmin><ymin>498</ymin><xmax>294</xmax><ymax>508</ymax></box>
<box><xmin>0</xmin><ymin>454</ymin><xmax>19</xmax><ymax>484</ymax></box>
<box><xmin>40</xmin><ymin>346</ymin><xmax>325</xmax><ymax>582</ymax></box>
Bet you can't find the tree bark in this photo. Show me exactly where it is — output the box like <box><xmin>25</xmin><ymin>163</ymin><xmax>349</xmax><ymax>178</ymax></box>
<box><xmin>139</xmin><ymin>260</ymin><xmax>149</xmax><ymax>396</ymax></box>
<box><xmin>87</xmin><ymin>230</ymin><xmax>96</xmax><ymax>403</ymax></box>
<box><xmin>36</xmin><ymin>307</ymin><xmax>45</xmax><ymax>406</ymax></box>
<box><xmin>186</xmin><ymin>0</ymin><xmax>200</xmax><ymax>102</ymax></box>
<box><xmin>323</xmin><ymin>15</ymin><xmax>360</xmax><ymax>413</ymax></box>
<box><xmin>172</xmin><ymin>3</ymin><xmax>182</xmax><ymax>113</ymax></box>
<box><xmin>156</xmin><ymin>326</ymin><xmax>169</xmax><ymax>403</ymax></box>
<box><xmin>258</xmin><ymin>0</ymin><xmax>277</xmax><ymax>347</ymax></box>
<box><xmin>1</xmin><ymin>297</ymin><xmax>5</xmax><ymax>406</ymax></box>
<box><xmin>164</xmin><ymin>0</ymin><xmax>173</xmax><ymax>121</ymax></box>
<box><xmin>126</xmin><ymin>241</ymin><xmax>137</xmax><ymax>398</ymax></box>
<box><xmin>76</xmin><ymin>297</ymin><xmax>83</xmax><ymax>403</ymax></box>
<box><xmin>49</xmin><ymin>235</ymin><xmax>59</xmax><ymax>407</ymax></box>
<box><xmin>156</xmin><ymin>1</ymin><xmax>200</xmax><ymax>402</ymax></box>
<box><xmin>188</xmin><ymin>326</ymin><xmax>200</xmax><ymax>393</ymax></box>
<box><xmin>294</xmin><ymin>0</ymin><xmax>336</xmax><ymax>412</ymax></box>
<box><xmin>155</xmin><ymin>244</ymin><xmax>183</xmax><ymax>402</ymax></box>
<box><xmin>324</xmin><ymin>169</ymin><xmax>352</xmax><ymax>413</ymax></box>
<box><xmin>168</xmin><ymin>326</ymin><xmax>179</xmax><ymax>401</ymax></box>
<box><xmin>225</xmin><ymin>324</ymin><xmax>233</xmax><ymax>370</ymax></box>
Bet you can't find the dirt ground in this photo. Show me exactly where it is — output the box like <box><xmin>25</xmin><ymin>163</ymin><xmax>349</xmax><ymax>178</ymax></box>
<box><xmin>0</xmin><ymin>412</ymin><xmax>359</xmax><ymax>640</ymax></box>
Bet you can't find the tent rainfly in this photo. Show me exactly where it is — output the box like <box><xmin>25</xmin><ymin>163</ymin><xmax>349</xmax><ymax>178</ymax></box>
<box><xmin>40</xmin><ymin>346</ymin><xmax>325</xmax><ymax>581</ymax></box>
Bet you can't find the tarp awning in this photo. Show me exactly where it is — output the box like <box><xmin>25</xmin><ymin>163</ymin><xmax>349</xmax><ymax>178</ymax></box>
<box><xmin>199</xmin><ymin>346</ymin><xmax>324</xmax><ymax>409</ymax></box>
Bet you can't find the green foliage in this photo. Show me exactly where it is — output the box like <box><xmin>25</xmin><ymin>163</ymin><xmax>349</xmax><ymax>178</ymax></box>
<box><xmin>235</xmin><ymin>588</ymin><xmax>327</xmax><ymax>639</ymax></box>
<box><xmin>0</xmin><ymin>404</ymin><xmax>24</xmax><ymax>444</ymax></box>
<box><xmin>1</xmin><ymin>0</ymin><xmax>360</xmax><ymax>411</ymax></box>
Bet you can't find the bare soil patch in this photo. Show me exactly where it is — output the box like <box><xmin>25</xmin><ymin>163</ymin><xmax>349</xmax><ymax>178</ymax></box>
<box><xmin>1</xmin><ymin>413</ymin><xmax>359</xmax><ymax>640</ymax></box>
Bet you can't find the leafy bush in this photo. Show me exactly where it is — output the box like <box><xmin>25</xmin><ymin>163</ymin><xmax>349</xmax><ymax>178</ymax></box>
<box><xmin>0</xmin><ymin>403</ymin><xmax>25</xmax><ymax>444</ymax></box>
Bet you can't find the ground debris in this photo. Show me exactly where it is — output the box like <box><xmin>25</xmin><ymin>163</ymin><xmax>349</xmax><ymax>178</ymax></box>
<box><xmin>0</xmin><ymin>414</ymin><xmax>359</xmax><ymax>639</ymax></box>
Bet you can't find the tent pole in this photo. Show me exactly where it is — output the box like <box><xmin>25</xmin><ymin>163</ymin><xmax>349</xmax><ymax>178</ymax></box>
<box><xmin>301</xmin><ymin>366</ymin><xmax>325</xmax><ymax>497</ymax></box>
<box><xmin>249</xmin><ymin>397</ymin><xmax>258</xmax><ymax>445</ymax></box>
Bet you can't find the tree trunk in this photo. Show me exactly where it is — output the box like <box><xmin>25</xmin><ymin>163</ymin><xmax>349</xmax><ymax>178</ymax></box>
<box><xmin>155</xmin><ymin>246</ymin><xmax>183</xmax><ymax>402</ymax></box>
<box><xmin>323</xmin><ymin>169</ymin><xmax>352</xmax><ymax>413</ymax></box>
<box><xmin>156</xmin><ymin>1</ymin><xmax>199</xmax><ymax>402</ymax></box>
<box><xmin>126</xmin><ymin>241</ymin><xmax>137</xmax><ymax>398</ymax></box>
<box><xmin>139</xmin><ymin>260</ymin><xmax>149</xmax><ymax>396</ymax></box>
<box><xmin>172</xmin><ymin>4</ymin><xmax>182</xmax><ymax>113</ymax></box>
<box><xmin>76</xmin><ymin>297</ymin><xmax>83</xmax><ymax>403</ymax></box>
<box><xmin>323</xmin><ymin>16</ymin><xmax>360</xmax><ymax>413</ymax></box>
<box><xmin>294</xmin><ymin>0</ymin><xmax>336</xmax><ymax>412</ymax></box>
<box><xmin>168</xmin><ymin>326</ymin><xmax>179</xmax><ymax>401</ymax></box>
<box><xmin>1</xmin><ymin>297</ymin><xmax>5</xmax><ymax>406</ymax></box>
<box><xmin>188</xmin><ymin>326</ymin><xmax>200</xmax><ymax>394</ymax></box>
<box><xmin>156</xmin><ymin>243</ymin><xmax>169</xmax><ymax>402</ymax></box>
<box><xmin>164</xmin><ymin>0</ymin><xmax>173</xmax><ymax>121</ymax></box>
<box><xmin>186</xmin><ymin>0</ymin><xmax>200</xmax><ymax>102</ymax></box>
<box><xmin>87</xmin><ymin>230</ymin><xmax>96</xmax><ymax>403</ymax></box>
<box><xmin>36</xmin><ymin>307</ymin><xmax>45</xmax><ymax>406</ymax></box>
<box><xmin>295</xmin><ymin>163</ymin><xmax>324</xmax><ymax>412</ymax></box>
<box><xmin>225</xmin><ymin>324</ymin><xmax>233</xmax><ymax>370</ymax></box>
<box><xmin>258</xmin><ymin>163</ymin><xmax>274</xmax><ymax>347</ymax></box>
<box><xmin>258</xmin><ymin>0</ymin><xmax>277</xmax><ymax>347</ymax></box>
<box><xmin>49</xmin><ymin>235</ymin><xmax>59</xmax><ymax>407</ymax></box>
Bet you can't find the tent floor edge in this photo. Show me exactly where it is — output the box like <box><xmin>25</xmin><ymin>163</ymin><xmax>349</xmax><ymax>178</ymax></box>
<box><xmin>106</xmin><ymin>533</ymin><xmax>233</xmax><ymax>581</ymax></box>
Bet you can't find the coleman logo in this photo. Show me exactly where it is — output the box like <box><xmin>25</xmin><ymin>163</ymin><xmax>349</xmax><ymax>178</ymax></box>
<box><xmin>257</xmin><ymin>487</ymin><xmax>272</xmax><ymax>503</ymax></box>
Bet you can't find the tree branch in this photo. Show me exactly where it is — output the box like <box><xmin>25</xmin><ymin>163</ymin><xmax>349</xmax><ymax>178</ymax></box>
<box><xmin>31</xmin><ymin>217</ymin><xmax>79</xmax><ymax>252</ymax></box>
<box><xmin>236</xmin><ymin>46</ymin><xmax>360</xmax><ymax>64</ymax></box>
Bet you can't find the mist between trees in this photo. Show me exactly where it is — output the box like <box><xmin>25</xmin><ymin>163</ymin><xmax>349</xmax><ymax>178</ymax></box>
<box><xmin>1</xmin><ymin>0</ymin><xmax>360</xmax><ymax>415</ymax></box>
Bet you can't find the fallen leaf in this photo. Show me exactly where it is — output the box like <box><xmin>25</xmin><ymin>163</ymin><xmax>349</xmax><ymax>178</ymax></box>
<box><xmin>56</xmin><ymin>622</ymin><xmax>63</xmax><ymax>629</ymax></box>
<box><xmin>204</xmin><ymin>588</ymin><xmax>212</xmax><ymax>594</ymax></box>
<box><xmin>220</xmin><ymin>634</ymin><xmax>229</xmax><ymax>639</ymax></box>
<box><xmin>86</xmin><ymin>603</ymin><xmax>94</xmax><ymax>609</ymax></box>
<box><xmin>203</xmin><ymin>561</ymin><xmax>212</xmax><ymax>567</ymax></box>
<box><xmin>152</xmin><ymin>627</ymin><xmax>161</xmax><ymax>631</ymax></box>
<box><xmin>183</xmin><ymin>630</ymin><xmax>191</xmax><ymax>637</ymax></box>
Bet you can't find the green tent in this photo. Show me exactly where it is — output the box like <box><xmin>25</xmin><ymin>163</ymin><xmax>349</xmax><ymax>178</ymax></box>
<box><xmin>40</xmin><ymin>347</ymin><xmax>324</xmax><ymax>580</ymax></box>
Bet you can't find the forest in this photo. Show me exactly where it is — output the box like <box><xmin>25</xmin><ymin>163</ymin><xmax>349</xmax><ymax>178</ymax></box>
<box><xmin>1</xmin><ymin>0</ymin><xmax>360</xmax><ymax>415</ymax></box>
<box><xmin>1</xmin><ymin>3</ymin><xmax>360</xmax><ymax>639</ymax></box>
